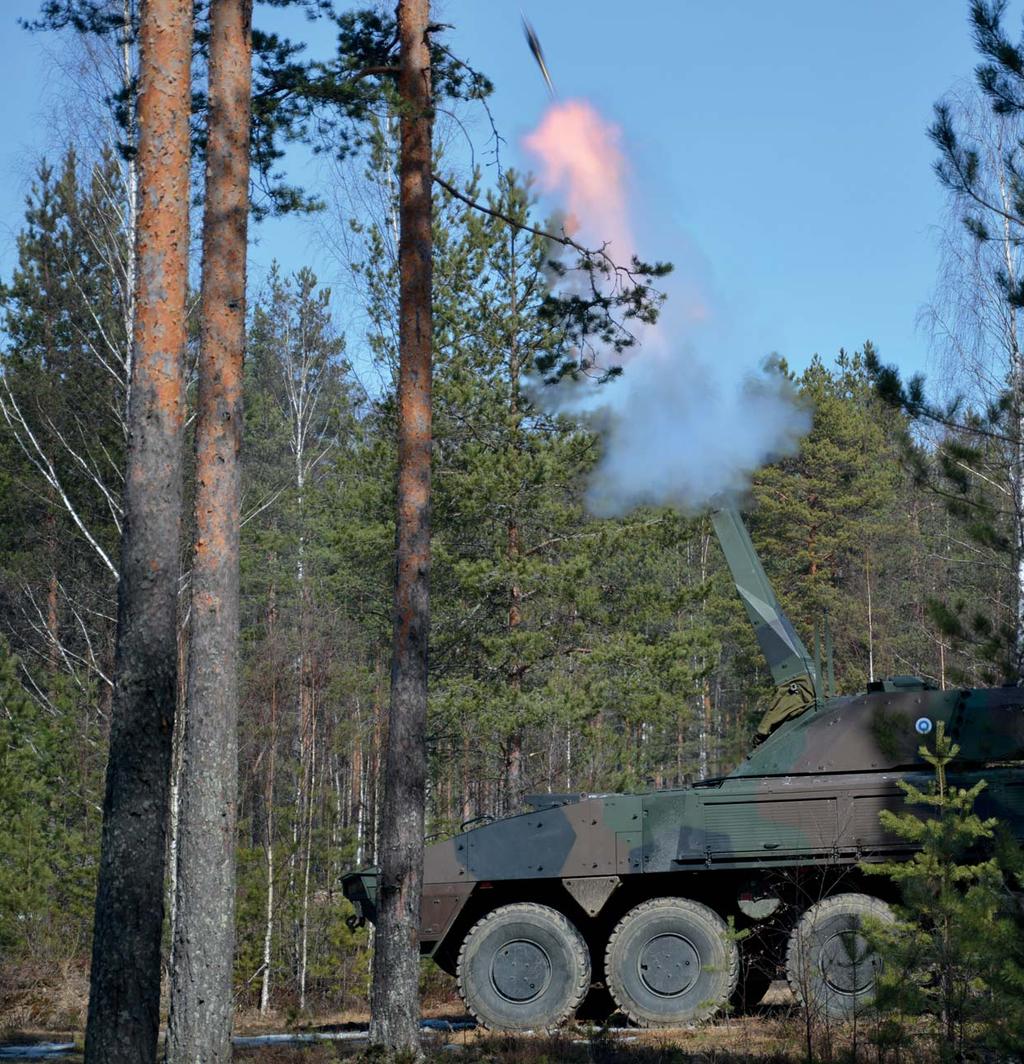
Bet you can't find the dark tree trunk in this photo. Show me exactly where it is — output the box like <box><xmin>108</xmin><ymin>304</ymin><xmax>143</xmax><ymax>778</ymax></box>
<box><xmin>167</xmin><ymin>0</ymin><xmax>252</xmax><ymax>1059</ymax></box>
<box><xmin>369</xmin><ymin>0</ymin><xmax>433</xmax><ymax>1054</ymax></box>
<box><xmin>84</xmin><ymin>1</ymin><xmax>192</xmax><ymax>1061</ymax></box>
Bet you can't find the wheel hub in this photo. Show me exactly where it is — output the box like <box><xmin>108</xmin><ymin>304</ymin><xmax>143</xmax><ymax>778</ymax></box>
<box><xmin>819</xmin><ymin>930</ymin><xmax>876</xmax><ymax>994</ymax></box>
<box><xmin>490</xmin><ymin>939</ymin><xmax>552</xmax><ymax>1003</ymax></box>
<box><xmin>636</xmin><ymin>933</ymin><xmax>699</xmax><ymax>997</ymax></box>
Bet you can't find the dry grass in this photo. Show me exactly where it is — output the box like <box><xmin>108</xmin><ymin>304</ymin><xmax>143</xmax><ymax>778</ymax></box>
<box><xmin>0</xmin><ymin>974</ymin><xmax>942</xmax><ymax>1064</ymax></box>
<box><xmin>0</xmin><ymin>957</ymin><xmax>89</xmax><ymax>1037</ymax></box>
<box><xmin>228</xmin><ymin>1018</ymin><xmax>809</xmax><ymax>1062</ymax></box>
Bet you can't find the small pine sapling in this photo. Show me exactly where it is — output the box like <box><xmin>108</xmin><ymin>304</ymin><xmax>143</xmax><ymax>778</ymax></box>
<box><xmin>864</xmin><ymin>721</ymin><xmax>1024</xmax><ymax>1059</ymax></box>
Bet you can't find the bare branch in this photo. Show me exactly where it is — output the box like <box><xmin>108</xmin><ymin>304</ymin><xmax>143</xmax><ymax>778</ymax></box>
<box><xmin>0</xmin><ymin>375</ymin><xmax>120</xmax><ymax>580</ymax></box>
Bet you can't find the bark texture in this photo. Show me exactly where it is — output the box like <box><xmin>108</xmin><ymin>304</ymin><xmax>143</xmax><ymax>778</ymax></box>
<box><xmin>167</xmin><ymin>1</ymin><xmax>253</xmax><ymax>1059</ymax></box>
<box><xmin>84</xmin><ymin>1</ymin><xmax>192</xmax><ymax>1061</ymax></box>
<box><xmin>369</xmin><ymin>0</ymin><xmax>433</xmax><ymax>1054</ymax></box>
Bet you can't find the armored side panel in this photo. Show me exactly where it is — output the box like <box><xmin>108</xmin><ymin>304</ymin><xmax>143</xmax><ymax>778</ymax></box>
<box><xmin>639</xmin><ymin>764</ymin><xmax>1024</xmax><ymax>873</ymax></box>
<box><xmin>408</xmin><ymin>795</ymin><xmax>642</xmax><ymax>953</ymax></box>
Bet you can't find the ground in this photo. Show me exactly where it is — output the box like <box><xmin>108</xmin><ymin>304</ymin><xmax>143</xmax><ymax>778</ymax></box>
<box><xmin>0</xmin><ymin>986</ymin><xmax>896</xmax><ymax>1063</ymax></box>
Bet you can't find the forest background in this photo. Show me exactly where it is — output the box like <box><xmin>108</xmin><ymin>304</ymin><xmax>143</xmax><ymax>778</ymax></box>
<box><xmin>3</xmin><ymin>0</ymin><xmax>1024</xmax><ymax>1031</ymax></box>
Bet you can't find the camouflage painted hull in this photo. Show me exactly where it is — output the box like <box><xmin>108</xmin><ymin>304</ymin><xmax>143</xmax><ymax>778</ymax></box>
<box><xmin>343</xmin><ymin>683</ymin><xmax>1024</xmax><ymax>959</ymax></box>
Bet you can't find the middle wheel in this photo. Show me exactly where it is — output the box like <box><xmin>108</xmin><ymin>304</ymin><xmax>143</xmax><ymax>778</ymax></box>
<box><xmin>605</xmin><ymin>897</ymin><xmax>738</xmax><ymax>1026</ymax></box>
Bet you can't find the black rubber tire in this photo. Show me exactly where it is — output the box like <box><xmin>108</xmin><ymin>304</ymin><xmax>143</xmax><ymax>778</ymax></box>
<box><xmin>786</xmin><ymin>893</ymin><xmax>894</xmax><ymax>1020</ymax></box>
<box><xmin>605</xmin><ymin>897</ymin><xmax>739</xmax><ymax>1027</ymax></box>
<box><xmin>456</xmin><ymin>903</ymin><xmax>590</xmax><ymax>1031</ymax></box>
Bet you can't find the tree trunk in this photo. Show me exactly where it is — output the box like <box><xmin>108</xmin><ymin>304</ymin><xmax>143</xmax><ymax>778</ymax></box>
<box><xmin>504</xmin><ymin>245</ymin><xmax>524</xmax><ymax>815</ymax></box>
<box><xmin>369</xmin><ymin>0</ymin><xmax>433</xmax><ymax>1054</ymax></box>
<box><xmin>167</xmin><ymin>0</ymin><xmax>252</xmax><ymax>1058</ymax></box>
<box><xmin>259</xmin><ymin>599</ymin><xmax>278</xmax><ymax>1015</ymax></box>
<box><xmin>84</xmin><ymin>0</ymin><xmax>191</xmax><ymax>1060</ymax></box>
<box><xmin>865</xmin><ymin>549</ymin><xmax>875</xmax><ymax>683</ymax></box>
<box><xmin>298</xmin><ymin>714</ymin><xmax>316</xmax><ymax>1011</ymax></box>
<box><xmin>45</xmin><ymin>511</ymin><xmax>59</xmax><ymax>675</ymax></box>
<box><xmin>260</xmin><ymin>763</ymin><xmax>276</xmax><ymax>1016</ymax></box>
<box><xmin>167</xmin><ymin>619</ymin><xmax>189</xmax><ymax>980</ymax></box>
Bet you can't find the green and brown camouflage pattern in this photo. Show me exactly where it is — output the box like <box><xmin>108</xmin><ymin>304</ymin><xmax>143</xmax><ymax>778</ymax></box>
<box><xmin>342</xmin><ymin>507</ymin><xmax>1024</xmax><ymax>965</ymax></box>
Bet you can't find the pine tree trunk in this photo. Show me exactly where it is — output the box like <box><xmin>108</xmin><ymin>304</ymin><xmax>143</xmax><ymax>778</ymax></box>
<box><xmin>865</xmin><ymin>549</ymin><xmax>875</xmax><ymax>683</ymax></box>
<box><xmin>299</xmin><ymin>721</ymin><xmax>316</xmax><ymax>1011</ymax></box>
<box><xmin>504</xmin><ymin>246</ymin><xmax>524</xmax><ymax>814</ymax></box>
<box><xmin>167</xmin><ymin>1</ymin><xmax>252</xmax><ymax>1058</ymax></box>
<box><xmin>119</xmin><ymin>0</ymin><xmax>139</xmax><ymax>413</ymax></box>
<box><xmin>461</xmin><ymin>729</ymin><xmax>472</xmax><ymax>825</ymax></box>
<box><xmin>84</xmin><ymin>1</ymin><xmax>191</xmax><ymax>1059</ymax></box>
<box><xmin>369</xmin><ymin>0</ymin><xmax>433</xmax><ymax>1053</ymax></box>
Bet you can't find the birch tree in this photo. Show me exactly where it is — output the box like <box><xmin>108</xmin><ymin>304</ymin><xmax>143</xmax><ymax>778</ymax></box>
<box><xmin>0</xmin><ymin>150</ymin><xmax>129</xmax><ymax>696</ymax></box>
<box><xmin>869</xmin><ymin>1</ymin><xmax>1024</xmax><ymax>680</ymax></box>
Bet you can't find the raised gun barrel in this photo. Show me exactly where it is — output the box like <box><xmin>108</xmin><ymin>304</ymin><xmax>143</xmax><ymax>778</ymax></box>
<box><xmin>710</xmin><ymin>506</ymin><xmax>819</xmax><ymax>738</ymax></box>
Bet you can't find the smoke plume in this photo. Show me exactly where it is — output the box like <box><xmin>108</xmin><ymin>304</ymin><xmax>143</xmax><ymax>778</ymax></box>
<box><xmin>522</xmin><ymin>100</ymin><xmax>810</xmax><ymax>515</ymax></box>
<box><xmin>522</xmin><ymin>101</ymin><xmax>632</xmax><ymax>259</ymax></box>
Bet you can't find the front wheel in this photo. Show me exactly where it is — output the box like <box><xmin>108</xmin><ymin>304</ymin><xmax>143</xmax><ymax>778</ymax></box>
<box><xmin>605</xmin><ymin>897</ymin><xmax>738</xmax><ymax>1026</ymax></box>
<box><xmin>786</xmin><ymin>893</ymin><xmax>894</xmax><ymax>1019</ymax></box>
<box><xmin>456</xmin><ymin>903</ymin><xmax>590</xmax><ymax>1031</ymax></box>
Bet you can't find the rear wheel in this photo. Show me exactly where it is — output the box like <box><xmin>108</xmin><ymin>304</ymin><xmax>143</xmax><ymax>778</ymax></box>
<box><xmin>456</xmin><ymin>903</ymin><xmax>590</xmax><ymax>1031</ymax></box>
<box><xmin>605</xmin><ymin>897</ymin><xmax>738</xmax><ymax>1026</ymax></box>
<box><xmin>786</xmin><ymin>893</ymin><xmax>894</xmax><ymax>1019</ymax></box>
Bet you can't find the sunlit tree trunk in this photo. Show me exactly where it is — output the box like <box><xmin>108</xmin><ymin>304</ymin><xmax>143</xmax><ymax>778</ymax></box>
<box><xmin>167</xmin><ymin>0</ymin><xmax>252</xmax><ymax>1058</ymax></box>
<box><xmin>84</xmin><ymin>0</ymin><xmax>191</xmax><ymax>1059</ymax></box>
<box><xmin>369</xmin><ymin>0</ymin><xmax>433</xmax><ymax>1053</ymax></box>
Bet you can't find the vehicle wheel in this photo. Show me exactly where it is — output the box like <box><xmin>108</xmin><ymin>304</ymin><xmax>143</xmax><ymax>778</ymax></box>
<box><xmin>786</xmin><ymin>893</ymin><xmax>894</xmax><ymax>1020</ymax></box>
<box><xmin>731</xmin><ymin>950</ymin><xmax>774</xmax><ymax>1012</ymax></box>
<box><xmin>605</xmin><ymin>897</ymin><xmax>738</xmax><ymax>1027</ymax></box>
<box><xmin>456</xmin><ymin>903</ymin><xmax>590</xmax><ymax>1031</ymax></box>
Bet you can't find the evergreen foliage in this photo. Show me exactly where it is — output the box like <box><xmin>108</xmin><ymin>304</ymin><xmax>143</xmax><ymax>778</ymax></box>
<box><xmin>0</xmin><ymin>641</ymin><xmax>100</xmax><ymax>956</ymax></box>
<box><xmin>865</xmin><ymin>722</ymin><xmax>1024</xmax><ymax>1058</ymax></box>
<box><xmin>752</xmin><ymin>347</ymin><xmax>906</xmax><ymax>692</ymax></box>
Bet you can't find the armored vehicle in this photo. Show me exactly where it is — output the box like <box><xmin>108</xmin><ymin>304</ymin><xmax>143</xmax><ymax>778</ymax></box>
<box><xmin>343</xmin><ymin>507</ymin><xmax>1024</xmax><ymax>1029</ymax></box>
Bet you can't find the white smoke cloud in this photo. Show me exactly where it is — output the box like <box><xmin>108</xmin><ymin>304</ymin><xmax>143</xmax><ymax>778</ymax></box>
<box><xmin>571</xmin><ymin>348</ymin><xmax>810</xmax><ymax>516</ymax></box>
<box><xmin>522</xmin><ymin>100</ymin><xmax>810</xmax><ymax>515</ymax></box>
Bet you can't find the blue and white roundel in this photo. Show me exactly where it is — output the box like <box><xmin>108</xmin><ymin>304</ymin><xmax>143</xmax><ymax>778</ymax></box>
<box><xmin>915</xmin><ymin>717</ymin><xmax>933</xmax><ymax>735</ymax></box>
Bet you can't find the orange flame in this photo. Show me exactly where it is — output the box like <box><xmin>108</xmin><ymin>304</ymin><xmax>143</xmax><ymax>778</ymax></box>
<box><xmin>522</xmin><ymin>100</ymin><xmax>633</xmax><ymax>259</ymax></box>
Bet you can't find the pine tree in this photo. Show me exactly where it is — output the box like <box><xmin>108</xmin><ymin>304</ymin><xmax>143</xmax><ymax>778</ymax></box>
<box><xmin>0</xmin><ymin>643</ymin><xmax>101</xmax><ymax>965</ymax></box>
<box><xmin>752</xmin><ymin>349</ymin><xmax>905</xmax><ymax>693</ymax></box>
<box><xmin>168</xmin><ymin>0</ymin><xmax>253</xmax><ymax>1056</ymax></box>
<box><xmin>84</xmin><ymin>0</ymin><xmax>192</xmax><ymax>1058</ymax></box>
<box><xmin>0</xmin><ymin>149</ymin><xmax>130</xmax><ymax>686</ymax></box>
<box><xmin>865</xmin><ymin>722</ymin><xmax>1024</xmax><ymax>1058</ymax></box>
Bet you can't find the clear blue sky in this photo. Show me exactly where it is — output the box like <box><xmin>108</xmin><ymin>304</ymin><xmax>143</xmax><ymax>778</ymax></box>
<box><xmin>0</xmin><ymin>1</ymin><xmax>1015</xmax><ymax>379</ymax></box>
